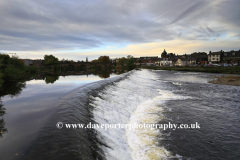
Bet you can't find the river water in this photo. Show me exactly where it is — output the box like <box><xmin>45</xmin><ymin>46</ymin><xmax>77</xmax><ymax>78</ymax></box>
<box><xmin>0</xmin><ymin>70</ymin><xmax>239</xmax><ymax>160</ymax></box>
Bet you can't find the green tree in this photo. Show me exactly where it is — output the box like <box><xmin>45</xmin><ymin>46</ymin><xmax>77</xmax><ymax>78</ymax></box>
<box><xmin>117</xmin><ymin>57</ymin><xmax>127</xmax><ymax>67</ymax></box>
<box><xmin>44</xmin><ymin>55</ymin><xmax>58</xmax><ymax>64</ymax></box>
<box><xmin>0</xmin><ymin>71</ymin><xmax>4</xmax><ymax>88</ymax></box>
<box><xmin>0</xmin><ymin>59</ymin><xmax>4</xmax><ymax>88</ymax></box>
<box><xmin>0</xmin><ymin>54</ymin><xmax>10</xmax><ymax>65</ymax></box>
<box><xmin>4</xmin><ymin>65</ymin><xmax>20</xmax><ymax>80</ymax></box>
<box><xmin>126</xmin><ymin>55</ymin><xmax>135</xmax><ymax>70</ymax></box>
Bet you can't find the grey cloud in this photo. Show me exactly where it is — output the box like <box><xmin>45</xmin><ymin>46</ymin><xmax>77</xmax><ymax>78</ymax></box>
<box><xmin>0</xmin><ymin>0</ymin><xmax>239</xmax><ymax>52</ymax></box>
<box><xmin>170</xmin><ymin>1</ymin><xmax>207</xmax><ymax>24</ymax></box>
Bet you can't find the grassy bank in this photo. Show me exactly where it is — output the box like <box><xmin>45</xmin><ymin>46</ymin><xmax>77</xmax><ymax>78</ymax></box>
<box><xmin>142</xmin><ymin>66</ymin><xmax>240</xmax><ymax>74</ymax></box>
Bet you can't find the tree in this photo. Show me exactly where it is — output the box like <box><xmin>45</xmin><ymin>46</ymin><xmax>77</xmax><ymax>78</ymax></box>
<box><xmin>161</xmin><ymin>49</ymin><xmax>167</xmax><ymax>58</ymax></box>
<box><xmin>117</xmin><ymin>57</ymin><xmax>127</xmax><ymax>67</ymax></box>
<box><xmin>126</xmin><ymin>55</ymin><xmax>135</xmax><ymax>70</ymax></box>
<box><xmin>101</xmin><ymin>56</ymin><xmax>110</xmax><ymax>63</ymax></box>
<box><xmin>116</xmin><ymin>55</ymin><xmax>135</xmax><ymax>70</ymax></box>
<box><xmin>0</xmin><ymin>73</ymin><xmax>3</xmax><ymax>88</ymax></box>
<box><xmin>98</xmin><ymin>56</ymin><xmax>110</xmax><ymax>63</ymax></box>
<box><xmin>91</xmin><ymin>59</ymin><xmax>99</xmax><ymax>63</ymax></box>
<box><xmin>92</xmin><ymin>56</ymin><xmax>110</xmax><ymax>63</ymax></box>
<box><xmin>0</xmin><ymin>54</ymin><xmax>10</xmax><ymax>65</ymax></box>
<box><xmin>44</xmin><ymin>55</ymin><xmax>58</xmax><ymax>64</ymax></box>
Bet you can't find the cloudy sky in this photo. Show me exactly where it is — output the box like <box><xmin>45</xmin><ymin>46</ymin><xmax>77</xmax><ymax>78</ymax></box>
<box><xmin>0</xmin><ymin>0</ymin><xmax>239</xmax><ymax>60</ymax></box>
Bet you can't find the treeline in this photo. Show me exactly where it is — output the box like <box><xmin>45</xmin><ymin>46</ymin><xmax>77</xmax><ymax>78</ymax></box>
<box><xmin>91</xmin><ymin>56</ymin><xmax>111</xmax><ymax>63</ymax></box>
<box><xmin>0</xmin><ymin>54</ymin><xmax>37</xmax><ymax>88</ymax></box>
<box><xmin>116</xmin><ymin>55</ymin><xmax>135</xmax><ymax>70</ymax></box>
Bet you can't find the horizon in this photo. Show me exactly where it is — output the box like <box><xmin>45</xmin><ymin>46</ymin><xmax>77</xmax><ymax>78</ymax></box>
<box><xmin>0</xmin><ymin>0</ymin><xmax>240</xmax><ymax>61</ymax></box>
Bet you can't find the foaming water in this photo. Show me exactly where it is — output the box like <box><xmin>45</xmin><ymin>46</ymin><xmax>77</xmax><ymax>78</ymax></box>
<box><xmin>90</xmin><ymin>70</ymin><xmax>191</xmax><ymax>160</ymax></box>
<box><xmin>126</xmin><ymin>90</ymin><xmax>191</xmax><ymax>160</ymax></box>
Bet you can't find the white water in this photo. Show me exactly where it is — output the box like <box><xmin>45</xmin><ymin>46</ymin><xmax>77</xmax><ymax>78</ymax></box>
<box><xmin>90</xmin><ymin>70</ymin><xmax>191</xmax><ymax>160</ymax></box>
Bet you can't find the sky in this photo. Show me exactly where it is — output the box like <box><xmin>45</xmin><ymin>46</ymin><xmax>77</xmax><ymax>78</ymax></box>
<box><xmin>0</xmin><ymin>0</ymin><xmax>240</xmax><ymax>61</ymax></box>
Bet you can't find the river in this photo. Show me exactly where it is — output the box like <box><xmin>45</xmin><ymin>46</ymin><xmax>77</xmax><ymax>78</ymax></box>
<box><xmin>0</xmin><ymin>70</ymin><xmax>239</xmax><ymax>160</ymax></box>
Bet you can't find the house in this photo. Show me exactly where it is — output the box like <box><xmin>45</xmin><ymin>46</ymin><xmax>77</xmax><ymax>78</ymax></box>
<box><xmin>33</xmin><ymin>59</ymin><xmax>44</xmax><ymax>68</ymax></box>
<box><xmin>137</xmin><ymin>56</ymin><xmax>159</xmax><ymax>65</ymax></box>
<box><xmin>158</xmin><ymin>58</ymin><xmax>172</xmax><ymax>66</ymax></box>
<box><xmin>189</xmin><ymin>57</ymin><xmax>196</xmax><ymax>65</ymax></box>
<box><xmin>22</xmin><ymin>59</ymin><xmax>34</xmax><ymax>66</ymax></box>
<box><xmin>208</xmin><ymin>51</ymin><xmax>223</xmax><ymax>64</ymax></box>
<box><xmin>175</xmin><ymin>58</ymin><xmax>190</xmax><ymax>66</ymax></box>
<box><xmin>223</xmin><ymin>50</ymin><xmax>240</xmax><ymax>64</ymax></box>
<box><xmin>22</xmin><ymin>59</ymin><xmax>44</xmax><ymax>67</ymax></box>
<box><xmin>191</xmin><ymin>52</ymin><xmax>208</xmax><ymax>64</ymax></box>
<box><xmin>155</xmin><ymin>58</ymin><xmax>162</xmax><ymax>66</ymax></box>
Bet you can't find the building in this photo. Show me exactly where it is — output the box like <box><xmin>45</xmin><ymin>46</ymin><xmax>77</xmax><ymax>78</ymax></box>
<box><xmin>189</xmin><ymin>57</ymin><xmax>196</xmax><ymax>65</ymax></box>
<box><xmin>155</xmin><ymin>58</ymin><xmax>172</xmax><ymax>66</ymax></box>
<box><xmin>175</xmin><ymin>58</ymin><xmax>190</xmax><ymax>66</ymax></box>
<box><xmin>191</xmin><ymin>52</ymin><xmax>208</xmax><ymax>64</ymax></box>
<box><xmin>208</xmin><ymin>51</ymin><xmax>223</xmax><ymax>64</ymax></box>
<box><xmin>33</xmin><ymin>59</ymin><xmax>44</xmax><ymax>68</ymax></box>
<box><xmin>223</xmin><ymin>50</ymin><xmax>240</xmax><ymax>64</ymax></box>
<box><xmin>22</xmin><ymin>59</ymin><xmax>44</xmax><ymax>67</ymax></box>
<box><xmin>22</xmin><ymin>59</ymin><xmax>34</xmax><ymax>66</ymax></box>
<box><xmin>137</xmin><ymin>56</ymin><xmax>159</xmax><ymax>64</ymax></box>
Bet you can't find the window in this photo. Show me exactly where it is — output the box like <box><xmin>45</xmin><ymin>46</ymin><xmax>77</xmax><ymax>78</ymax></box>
<box><xmin>232</xmin><ymin>52</ymin><xmax>235</xmax><ymax>55</ymax></box>
<box><xmin>217</xmin><ymin>58</ymin><xmax>218</xmax><ymax>61</ymax></box>
<box><xmin>224</xmin><ymin>53</ymin><xmax>227</xmax><ymax>56</ymax></box>
<box><xmin>213</xmin><ymin>58</ymin><xmax>215</xmax><ymax>60</ymax></box>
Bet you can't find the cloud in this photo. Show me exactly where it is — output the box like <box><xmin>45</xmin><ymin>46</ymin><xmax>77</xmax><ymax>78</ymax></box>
<box><xmin>0</xmin><ymin>0</ymin><xmax>239</xmax><ymax>60</ymax></box>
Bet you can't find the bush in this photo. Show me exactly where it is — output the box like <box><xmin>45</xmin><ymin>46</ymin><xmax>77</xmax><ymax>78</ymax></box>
<box><xmin>4</xmin><ymin>65</ymin><xmax>20</xmax><ymax>80</ymax></box>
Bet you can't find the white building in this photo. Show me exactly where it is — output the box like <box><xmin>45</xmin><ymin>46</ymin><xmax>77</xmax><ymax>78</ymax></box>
<box><xmin>208</xmin><ymin>51</ymin><xmax>222</xmax><ymax>63</ymax></box>
<box><xmin>155</xmin><ymin>58</ymin><xmax>172</xmax><ymax>66</ymax></box>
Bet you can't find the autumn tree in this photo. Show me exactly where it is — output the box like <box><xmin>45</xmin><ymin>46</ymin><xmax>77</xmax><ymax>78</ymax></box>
<box><xmin>92</xmin><ymin>56</ymin><xmax>111</xmax><ymax>63</ymax></box>
<box><xmin>91</xmin><ymin>59</ymin><xmax>99</xmax><ymax>63</ymax></box>
<box><xmin>102</xmin><ymin>56</ymin><xmax>110</xmax><ymax>63</ymax></box>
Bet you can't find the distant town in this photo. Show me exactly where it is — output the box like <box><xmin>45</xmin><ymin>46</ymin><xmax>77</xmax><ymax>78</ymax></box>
<box><xmin>21</xmin><ymin>49</ymin><xmax>240</xmax><ymax>68</ymax></box>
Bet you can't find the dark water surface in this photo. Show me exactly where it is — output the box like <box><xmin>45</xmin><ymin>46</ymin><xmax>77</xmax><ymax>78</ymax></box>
<box><xmin>153</xmin><ymin>71</ymin><xmax>240</xmax><ymax>160</ymax></box>
<box><xmin>0</xmin><ymin>73</ymin><xmax>118</xmax><ymax>160</ymax></box>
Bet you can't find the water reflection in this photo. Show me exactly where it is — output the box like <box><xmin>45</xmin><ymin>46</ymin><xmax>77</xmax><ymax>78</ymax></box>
<box><xmin>45</xmin><ymin>75</ymin><xmax>59</xmax><ymax>84</ymax></box>
<box><xmin>0</xmin><ymin>80</ymin><xmax>27</xmax><ymax>138</ymax></box>
<box><xmin>0</xmin><ymin>104</ymin><xmax>7</xmax><ymax>138</ymax></box>
<box><xmin>0</xmin><ymin>70</ymin><xmax>120</xmax><ymax>139</ymax></box>
<box><xmin>0</xmin><ymin>80</ymin><xmax>26</xmax><ymax>98</ymax></box>
<box><xmin>42</xmin><ymin>70</ymin><xmax>121</xmax><ymax>84</ymax></box>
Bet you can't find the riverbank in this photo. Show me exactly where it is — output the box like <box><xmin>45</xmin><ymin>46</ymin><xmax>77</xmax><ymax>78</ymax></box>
<box><xmin>142</xmin><ymin>66</ymin><xmax>240</xmax><ymax>74</ymax></box>
<box><xmin>209</xmin><ymin>75</ymin><xmax>240</xmax><ymax>86</ymax></box>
